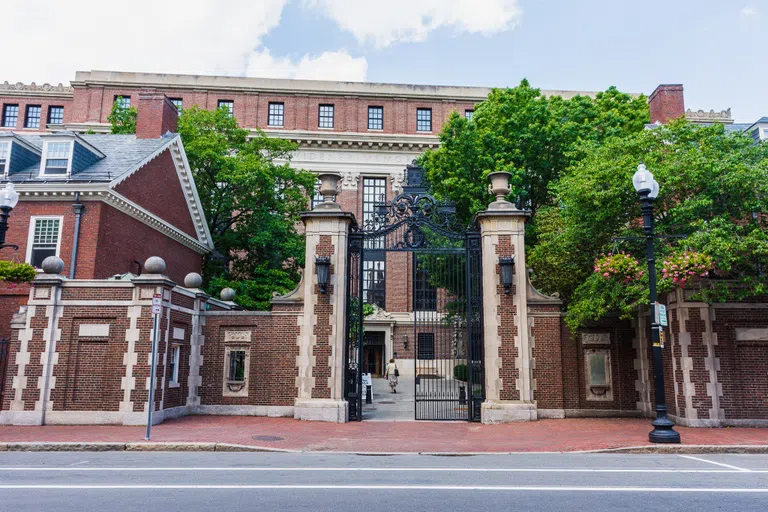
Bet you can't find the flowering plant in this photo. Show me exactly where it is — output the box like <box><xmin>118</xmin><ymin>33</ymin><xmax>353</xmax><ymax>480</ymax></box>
<box><xmin>593</xmin><ymin>252</ymin><xmax>643</xmax><ymax>283</ymax></box>
<box><xmin>661</xmin><ymin>251</ymin><xmax>713</xmax><ymax>287</ymax></box>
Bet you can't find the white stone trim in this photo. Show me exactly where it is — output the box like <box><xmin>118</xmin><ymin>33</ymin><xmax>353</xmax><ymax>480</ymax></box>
<box><xmin>37</xmin><ymin>290</ymin><xmax>63</xmax><ymax>417</ymax></box>
<box><xmin>633</xmin><ymin>315</ymin><xmax>652</xmax><ymax>416</ymax></box>
<box><xmin>9</xmin><ymin>305</ymin><xmax>35</xmax><ymax>412</ymax></box>
<box><xmin>194</xmin><ymin>405</ymin><xmax>294</xmax><ymax>418</ymax></box>
<box><xmin>701</xmin><ymin>306</ymin><xmax>724</xmax><ymax>421</ymax></box>
<box><xmin>120</xmin><ymin>303</ymin><xmax>141</xmax><ymax>413</ymax></box>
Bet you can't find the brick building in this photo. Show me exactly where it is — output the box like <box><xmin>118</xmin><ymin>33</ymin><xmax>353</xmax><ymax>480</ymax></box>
<box><xmin>1</xmin><ymin>72</ymin><xmax>767</xmax><ymax>429</ymax></box>
<box><xmin>0</xmin><ymin>92</ymin><xmax>212</xmax><ymax>337</ymax></box>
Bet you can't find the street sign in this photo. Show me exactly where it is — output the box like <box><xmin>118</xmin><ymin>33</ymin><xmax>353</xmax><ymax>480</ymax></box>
<box><xmin>152</xmin><ymin>294</ymin><xmax>162</xmax><ymax>315</ymax></box>
<box><xmin>658</xmin><ymin>304</ymin><xmax>668</xmax><ymax>327</ymax></box>
<box><xmin>362</xmin><ymin>373</ymin><xmax>372</xmax><ymax>386</ymax></box>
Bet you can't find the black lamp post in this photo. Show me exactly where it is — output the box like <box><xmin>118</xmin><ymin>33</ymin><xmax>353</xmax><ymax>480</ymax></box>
<box><xmin>315</xmin><ymin>256</ymin><xmax>331</xmax><ymax>294</ymax></box>
<box><xmin>499</xmin><ymin>256</ymin><xmax>514</xmax><ymax>294</ymax></box>
<box><xmin>0</xmin><ymin>183</ymin><xmax>20</xmax><ymax>251</ymax></box>
<box><xmin>632</xmin><ymin>164</ymin><xmax>681</xmax><ymax>444</ymax></box>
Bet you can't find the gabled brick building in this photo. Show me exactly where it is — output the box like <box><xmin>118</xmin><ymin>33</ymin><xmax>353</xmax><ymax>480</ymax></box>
<box><xmin>0</xmin><ymin>93</ymin><xmax>212</xmax><ymax>337</ymax></box>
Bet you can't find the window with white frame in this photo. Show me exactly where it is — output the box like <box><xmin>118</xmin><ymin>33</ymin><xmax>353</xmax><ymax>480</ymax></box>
<box><xmin>169</xmin><ymin>345</ymin><xmax>180</xmax><ymax>385</ymax></box>
<box><xmin>318</xmin><ymin>104</ymin><xmax>334</xmax><ymax>128</ymax></box>
<box><xmin>416</xmin><ymin>108</ymin><xmax>432</xmax><ymax>132</ymax></box>
<box><xmin>0</xmin><ymin>142</ymin><xmax>9</xmax><ymax>174</ymax></box>
<box><xmin>169</xmin><ymin>98</ymin><xmax>183</xmax><ymax>112</ymax></box>
<box><xmin>464</xmin><ymin>109</ymin><xmax>474</xmax><ymax>121</ymax></box>
<box><xmin>28</xmin><ymin>217</ymin><xmax>62</xmax><ymax>268</ymax></box>
<box><xmin>268</xmin><ymin>102</ymin><xmax>284</xmax><ymax>127</ymax></box>
<box><xmin>585</xmin><ymin>348</ymin><xmax>612</xmax><ymax>401</ymax></box>
<box><xmin>42</xmin><ymin>141</ymin><xmax>71</xmax><ymax>175</ymax></box>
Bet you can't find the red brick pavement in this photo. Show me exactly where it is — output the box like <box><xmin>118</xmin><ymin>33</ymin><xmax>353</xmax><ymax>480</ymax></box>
<box><xmin>1</xmin><ymin>417</ymin><xmax>768</xmax><ymax>452</ymax></box>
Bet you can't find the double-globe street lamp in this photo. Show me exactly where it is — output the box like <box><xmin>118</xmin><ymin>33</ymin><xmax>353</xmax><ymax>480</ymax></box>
<box><xmin>0</xmin><ymin>182</ymin><xmax>20</xmax><ymax>251</ymax></box>
<box><xmin>632</xmin><ymin>164</ymin><xmax>681</xmax><ymax>444</ymax></box>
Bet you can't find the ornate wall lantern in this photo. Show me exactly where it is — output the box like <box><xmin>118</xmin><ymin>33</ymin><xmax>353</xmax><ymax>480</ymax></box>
<box><xmin>315</xmin><ymin>256</ymin><xmax>331</xmax><ymax>294</ymax></box>
<box><xmin>499</xmin><ymin>256</ymin><xmax>515</xmax><ymax>294</ymax></box>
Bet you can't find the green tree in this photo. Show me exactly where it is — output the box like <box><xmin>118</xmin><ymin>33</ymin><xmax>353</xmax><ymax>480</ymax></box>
<box><xmin>107</xmin><ymin>102</ymin><xmax>137</xmax><ymax>134</ymax></box>
<box><xmin>177</xmin><ymin>106</ymin><xmax>316</xmax><ymax>309</ymax></box>
<box><xmin>422</xmin><ymin>80</ymin><xmax>648</xmax><ymax>224</ymax></box>
<box><xmin>529</xmin><ymin>119</ymin><xmax>768</xmax><ymax>330</ymax></box>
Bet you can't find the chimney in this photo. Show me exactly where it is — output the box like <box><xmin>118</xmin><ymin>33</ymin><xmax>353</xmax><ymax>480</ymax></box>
<box><xmin>136</xmin><ymin>92</ymin><xmax>178</xmax><ymax>139</ymax></box>
<box><xmin>648</xmin><ymin>84</ymin><xmax>685</xmax><ymax>124</ymax></box>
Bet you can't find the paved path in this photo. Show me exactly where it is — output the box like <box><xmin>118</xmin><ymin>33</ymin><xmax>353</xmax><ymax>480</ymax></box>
<box><xmin>363</xmin><ymin>375</ymin><xmax>415</xmax><ymax>421</ymax></box>
<box><xmin>2</xmin><ymin>452</ymin><xmax>768</xmax><ymax>511</ymax></box>
<box><xmin>2</xmin><ymin>416</ymin><xmax>768</xmax><ymax>453</ymax></box>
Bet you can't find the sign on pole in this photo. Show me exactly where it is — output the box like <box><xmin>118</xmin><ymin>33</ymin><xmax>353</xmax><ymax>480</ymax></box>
<box><xmin>658</xmin><ymin>304</ymin><xmax>668</xmax><ymax>327</ymax></box>
<box><xmin>145</xmin><ymin>293</ymin><xmax>162</xmax><ymax>440</ymax></box>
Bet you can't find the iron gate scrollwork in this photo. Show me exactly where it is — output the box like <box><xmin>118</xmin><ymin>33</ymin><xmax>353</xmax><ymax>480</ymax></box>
<box><xmin>344</xmin><ymin>164</ymin><xmax>484</xmax><ymax>422</ymax></box>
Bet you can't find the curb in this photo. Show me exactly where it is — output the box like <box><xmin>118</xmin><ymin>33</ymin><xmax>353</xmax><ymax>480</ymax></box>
<box><xmin>0</xmin><ymin>442</ymin><xmax>295</xmax><ymax>453</ymax></box>
<box><xmin>0</xmin><ymin>442</ymin><xmax>766</xmax><ymax>454</ymax></box>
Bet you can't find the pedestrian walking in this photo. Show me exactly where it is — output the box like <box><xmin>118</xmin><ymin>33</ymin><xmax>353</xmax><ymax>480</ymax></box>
<box><xmin>384</xmin><ymin>358</ymin><xmax>399</xmax><ymax>393</ymax></box>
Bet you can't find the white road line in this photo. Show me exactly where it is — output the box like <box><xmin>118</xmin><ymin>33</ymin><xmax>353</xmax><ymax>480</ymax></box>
<box><xmin>0</xmin><ymin>484</ymin><xmax>767</xmax><ymax>492</ymax></box>
<box><xmin>0</xmin><ymin>467</ymin><xmax>763</xmax><ymax>473</ymax></box>
<box><xmin>678</xmin><ymin>455</ymin><xmax>751</xmax><ymax>472</ymax></box>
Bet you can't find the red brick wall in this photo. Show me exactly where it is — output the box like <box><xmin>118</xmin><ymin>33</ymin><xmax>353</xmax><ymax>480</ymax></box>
<box><xmin>200</xmin><ymin>313</ymin><xmax>300</xmax><ymax>407</ymax></box>
<box><xmin>530</xmin><ymin>305</ymin><xmax>564</xmax><ymax>410</ymax></box>
<box><xmin>52</xmin><ymin>309</ymin><xmax>129</xmax><ymax>412</ymax></box>
<box><xmin>649</xmin><ymin>84</ymin><xmax>684</xmax><ymax>124</ymax></box>
<box><xmin>113</xmin><ymin>150</ymin><xmax>198</xmax><ymax>238</ymax></box>
<box><xmin>95</xmin><ymin>204</ymin><xmax>202</xmax><ymax>283</ymax></box>
<box><xmin>0</xmin><ymin>95</ymin><xmax>73</xmax><ymax>133</ymax></box>
<box><xmin>496</xmin><ymin>235</ymin><xmax>518</xmax><ymax>400</ymax></box>
<box><xmin>311</xmin><ymin>235</ymin><xmax>334</xmax><ymax>399</ymax></box>
<box><xmin>0</xmin><ymin>285</ymin><xmax>29</xmax><ymax>339</ymax></box>
<box><xmin>135</xmin><ymin>93</ymin><xmax>178</xmax><ymax>139</ymax></box>
<box><xmin>567</xmin><ymin>319</ymin><xmax>639</xmax><ymax>412</ymax></box>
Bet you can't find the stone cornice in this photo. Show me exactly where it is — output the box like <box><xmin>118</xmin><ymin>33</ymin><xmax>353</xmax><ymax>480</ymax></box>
<box><xmin>71</xmin><ymin>70</ymin><xmax>606</xmax><ymax>102</ymax></box>
<box><xmin>0</xmin><ymin>81</ymin><xmax>73</xmax><ymax>98</ymax></box>
<box><xmin>261</xmin><ymin>128</ymin><xmax>440</xmax><ymax>150</ymax></box>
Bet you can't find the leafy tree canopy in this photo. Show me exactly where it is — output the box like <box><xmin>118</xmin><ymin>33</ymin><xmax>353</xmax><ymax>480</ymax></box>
<box><xmin>528</xmin><ymin>120</ymin><xmax>768</xmax><ymax>330</ymax></box>
<box><xmin>421</xmin><ymin>79</ymin><xmax>649</xmax><ymax>224</ymax></box>
<box><xmin>177</xmin><ymin>106</ymin><xmax>316</xmax><ymax>309</ymax></box>
<box><xmin>107</xmin><ymin>103</ymin><xmax>137</xmax><ymax>134</ymax></box>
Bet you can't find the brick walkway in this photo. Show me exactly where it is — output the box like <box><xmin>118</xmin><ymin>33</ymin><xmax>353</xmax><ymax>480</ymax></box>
<box><xmin>1</xmin><ymin>416</ymin><xmax>768</xmax><ymax>452</ymax></box>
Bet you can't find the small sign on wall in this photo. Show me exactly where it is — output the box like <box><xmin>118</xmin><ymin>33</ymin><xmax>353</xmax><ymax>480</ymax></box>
<box><xmin>224</xmin><ymin>330</ymin><xmax>252</xmax><ymax>343</ymax></box>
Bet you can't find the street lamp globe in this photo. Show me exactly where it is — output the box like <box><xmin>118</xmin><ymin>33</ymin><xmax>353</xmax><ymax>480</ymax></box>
<box><xmin>0</xmin><ymin>183</ymin><xmax>19</xmax><ymax>209</ymax></box>
<box><xmin>649</xmin><ymin>179</ymin><xmax>660</xmax><ymax>200</ymax></box>
<box><xmin>632</xmin><ymin>164</ymin><xmax>654</xmax><ymax>194</ymax></box>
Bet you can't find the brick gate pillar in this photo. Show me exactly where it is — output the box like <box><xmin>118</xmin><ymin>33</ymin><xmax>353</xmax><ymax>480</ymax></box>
<box><xmin>294</xmin><ymin>173</ymin><xmax>355</xmax><ymax>422</ymax></box>
<box><xmin>477</xmin><ymin>173</ymin><xmax>536</xmax><ymax>423</ymax></box>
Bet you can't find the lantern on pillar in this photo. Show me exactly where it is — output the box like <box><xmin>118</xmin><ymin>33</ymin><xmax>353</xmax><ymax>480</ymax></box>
<box><xmin>499</xmin><ymin>256</ymin><xmax>514</xmax><ymax>294</ymax></box>
<box><xmin>315</xmin><ymin>256</ymin><xmax>331</xmax><ymax>294</ymax></box>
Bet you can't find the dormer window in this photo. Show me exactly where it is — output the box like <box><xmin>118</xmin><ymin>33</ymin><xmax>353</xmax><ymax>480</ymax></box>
<box><xmin>42</xmin><ymin>141</ymin><xmax>72</xmax><ymax>176</ymax></box>
<box><xmin>0</xmin><ymin>142</ymin><xmax>8</xmax><ymax>174</ymax></box>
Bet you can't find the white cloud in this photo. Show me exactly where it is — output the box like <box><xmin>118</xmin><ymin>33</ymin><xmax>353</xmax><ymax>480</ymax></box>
<box><xmin>741</xmin><ymin>6</ymin><xmax>757</xmax><ymax>16</ymax></box>
<box><xmin>245</xmin><ymin>49</ymin><xmax>368</xmax><ymax>81</ymax></box>
<box><xmin>3</xmin><ymin>0</ymin><xmax>367</xmax><ymax>84</ymax></box>
<box><xmin>307</xmin><ymin>0</ymin><xmax>522</xmax><ymax>48</ymax></box>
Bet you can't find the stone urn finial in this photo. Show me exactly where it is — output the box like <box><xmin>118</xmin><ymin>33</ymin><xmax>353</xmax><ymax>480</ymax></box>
<box><xmin>487</xmin><ymin>171</ymin><xmax>515</xmax><ymax>209</ymax></box>
<box><xmin>315</xmin><ymin>173</ymin><xmax>341</xmax><ymax>210</ymax></box>
<box><xmin>41</xmin><ymin>256</ymin><xmax>65</xmax><ymax>275</ymax></box>
<box><xmin>143</xmin><ymin>256</ymin><xmax>167</xmax><ymax>275</ymax></box>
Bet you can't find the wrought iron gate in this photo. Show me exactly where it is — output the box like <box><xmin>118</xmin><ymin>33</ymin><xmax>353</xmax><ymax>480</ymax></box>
<box><xmin>344</xmin><ymin>165</ymin><xmax>484</xmax><ymax>422</ymax></box>
<box><xmin>0</xmin><ymin>338</ymin><xmax>9</xmax><ymax>410</ymax></box>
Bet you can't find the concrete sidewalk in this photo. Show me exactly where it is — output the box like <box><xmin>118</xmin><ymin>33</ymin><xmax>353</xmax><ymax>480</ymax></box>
<box><xmin>2</xmin><ymin>416</ymin><xmax>768</xmax><ymax>453</ymax></box>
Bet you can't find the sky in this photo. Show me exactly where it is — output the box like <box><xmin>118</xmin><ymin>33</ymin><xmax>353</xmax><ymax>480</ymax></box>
<box><xmin>4</xmin><ymin>0</ymin><xmax>766</xmax><ymax>122</ymax></box>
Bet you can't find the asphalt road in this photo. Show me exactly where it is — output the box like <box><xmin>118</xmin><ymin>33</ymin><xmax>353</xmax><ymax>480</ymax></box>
<box><xmin>1</xmin><ymin>451</ymin><xmax>767</xmax><ymax>511</ymax></box>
